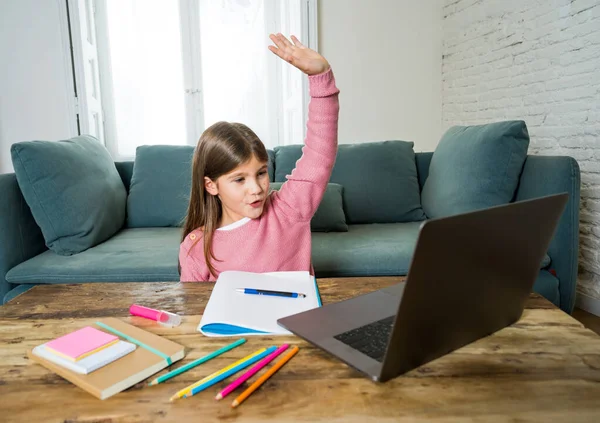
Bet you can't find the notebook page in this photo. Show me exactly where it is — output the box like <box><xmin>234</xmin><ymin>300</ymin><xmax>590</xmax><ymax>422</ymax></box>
<box><xmin>199</xmin><ymin>271</ymin><xmax>319</xmax><ymax>336</ymax></box>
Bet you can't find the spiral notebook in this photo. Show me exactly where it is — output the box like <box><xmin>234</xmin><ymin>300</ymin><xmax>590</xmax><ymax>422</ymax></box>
<box><xmin>198</xmin><ymin>271</ymin><xmax>322</xmax><ymax>337</ymax></box>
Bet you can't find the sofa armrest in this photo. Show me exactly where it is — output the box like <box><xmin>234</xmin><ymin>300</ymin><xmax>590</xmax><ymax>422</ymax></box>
<box><xmin>515</xmin><ymin>156</ymin><xmax>580</xmax><ymax>314</ymax></box>
<box><xmin>0</xmin><ymin>174</ymin><xmax>47</xmax><ymax>303</ymax></box>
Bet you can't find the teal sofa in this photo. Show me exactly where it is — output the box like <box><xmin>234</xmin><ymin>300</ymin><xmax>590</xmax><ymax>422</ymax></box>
<box><xmin>0</xmin><ymin>137</ymin><xmax>580</xmax><ymax>313</ymax></box>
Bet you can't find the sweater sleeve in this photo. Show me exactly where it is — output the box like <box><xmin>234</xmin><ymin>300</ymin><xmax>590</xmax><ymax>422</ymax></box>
<box><xmin>272</xmin><ymin>68</ymin><xmax>340</xmax><ymax>222</ymax></box>
<box><xmin>179</xmin><ymin>232</ymin><xmax>211</xmax><ymax>282</ymax></box>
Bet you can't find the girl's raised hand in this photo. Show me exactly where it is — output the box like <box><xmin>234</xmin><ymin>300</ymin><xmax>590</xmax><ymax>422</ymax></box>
<box><xmin>268</xmin><ymin>33</ymin><xmax>330</xmax><ymax>76</ymax></box>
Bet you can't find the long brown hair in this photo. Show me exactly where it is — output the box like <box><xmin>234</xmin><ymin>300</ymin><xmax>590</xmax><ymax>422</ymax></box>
<box><xmin>180</xmin><ymin>121</ymin><xmax>269</xmax><ymax>278</ymax></box>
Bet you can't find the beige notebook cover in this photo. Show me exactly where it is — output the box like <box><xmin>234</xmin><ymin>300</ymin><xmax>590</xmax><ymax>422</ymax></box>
<box><xmin>28</xmin><ymin>317</ymin><xmax>185</xmax><ymax>400</ymax></box>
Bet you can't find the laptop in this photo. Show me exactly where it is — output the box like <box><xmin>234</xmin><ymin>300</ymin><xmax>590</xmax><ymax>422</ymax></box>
<box><xmin>277</xmin><ymin>193</ymin><xmax>568</xmax><ymax>382</ymax></box>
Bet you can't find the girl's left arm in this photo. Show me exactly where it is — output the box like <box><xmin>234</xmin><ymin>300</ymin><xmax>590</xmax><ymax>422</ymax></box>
<box><xmin>267</xmin><ymin>33</ymin><xmax>340</xmax><ymax>222</ymax></box>
<box><xmin>271</xmin><ymin>70</ymin><xmax>339</xmax><ymax>222</ymax></box>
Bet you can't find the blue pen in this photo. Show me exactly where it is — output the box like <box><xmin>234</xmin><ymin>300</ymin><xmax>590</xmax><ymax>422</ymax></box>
<box><xmin>182</xmin><ymin>346</ymin><xmax>277</xmax><ymax>398</ymax></box>
<box><xmin>236</xmin><ymin>288</ymin><xmax>306</xmax><ymax>298</ymax></box>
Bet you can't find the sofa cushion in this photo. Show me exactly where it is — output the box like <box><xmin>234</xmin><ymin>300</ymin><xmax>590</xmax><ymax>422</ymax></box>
<box><xmin>312</xmin><ymin>222</ymin><xmax>423</xmax><ymax>276</ymax></box>
<box><xmin>10</xmin><ymin>135</ymin><xmax>126</xmax><ymax>255</ymax></box>
<box><xmin>6</xmin><ymin>223</ymin><xmax>421</xmax><ymax>282</ymax></box>
<box><xmin>421</xmin><ymin>120</ymin><xmax>530</xmax><ymax>219</ymax></box>
<box><xmin>269</xmin><ymin>182</ymin><xmax>348</xmax><ymax>232</ymax></box>
<box><xmin>127</xmin><ymin>146</ymin><xmax>277</xmax><ymax>228</ymax></box>
<box><xmin>127</xmin><ymin>145</ymin><xmax>194</xmax><ymax>228</ymax></box>
<box><xmin>311</xmin><ymin>223</ymin><xmax>552</xmax><ymax>278</ymax></box>
<box><xmin>274</xmin><ymin>141</ymin><xmax>426</xmax><ymax>224</ymax></box>
<box><xmin>5</xmin><ymin>228</ymin><xmax>180</xmax><ymax>284</ymax></box>
<box><xmin>5</xmin><ymin>225</ymin><xmax>556</xmax><ymax>291</ymax></box>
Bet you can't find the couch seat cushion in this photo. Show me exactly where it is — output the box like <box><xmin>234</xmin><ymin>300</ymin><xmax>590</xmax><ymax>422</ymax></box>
<box><xmin>422</xmin><ymin>120</ymin><xmax>530</xmax><ymax>219</ymax></box>
<box><xmin>6</xmin><ymin>228</ymin><xmax>181</xmax><ymax>284</ymax></box>
<box><xmin>311</xmin><ymin>223</ymin><xmax>554</xmax><ymax>279</ymax></box>
<box><xmin>10</xmin><ymin>135</ymin><xmax>127</xmax><ymax>255</ymax></box>
<box><xmin>312</xmin><ymin>222</ymin><xmax>423</xmax><ymax>277</ymax></box>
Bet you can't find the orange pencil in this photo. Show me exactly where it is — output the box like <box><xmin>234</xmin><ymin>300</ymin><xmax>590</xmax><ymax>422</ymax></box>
<box><xmin>231</xmin><ymin>345</ymin><xmax>299</xmax><ymax>408</ymax></box>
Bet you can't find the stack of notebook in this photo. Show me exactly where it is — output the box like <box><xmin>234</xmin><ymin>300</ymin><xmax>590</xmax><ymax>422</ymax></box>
<box><xmin>33</xmin><ymin>326</ymin><xmax>136</xmax><ymax>374</ymax></box>
<box><xmin>29</xmin><ymin>318</ymin><xmax>185</xmax><ymax>399</ymax></box>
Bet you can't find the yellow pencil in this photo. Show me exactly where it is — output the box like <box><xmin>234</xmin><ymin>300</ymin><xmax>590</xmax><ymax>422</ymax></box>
<box><xmin>169</xmin><ymin>347</ymin><xmax>267</xmax><ymax>402</ymax></box>
<box><xmin>231</xmin><ymin>346</ymin><xmax>299</xmax><ymax>408</ymax></box>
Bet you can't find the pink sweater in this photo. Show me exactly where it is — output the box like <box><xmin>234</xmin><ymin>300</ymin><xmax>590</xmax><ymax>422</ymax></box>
<box><xmin>179</xmin><ymin>68</ymin><xmax>340</xmax><ymax>281</ymax></box>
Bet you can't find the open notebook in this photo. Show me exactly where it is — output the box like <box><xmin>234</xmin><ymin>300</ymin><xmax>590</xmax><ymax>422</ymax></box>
<box><xmin>198</xmin><ymin>271</ymin><xmax>322</xmax><ymax>337</ymax></box>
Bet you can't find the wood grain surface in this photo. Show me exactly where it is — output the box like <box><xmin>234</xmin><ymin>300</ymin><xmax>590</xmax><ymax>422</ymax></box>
<box><xmin>1</xmin><ymin>278</ymin><xmax>600</xmax><ymax>423</ymax></box>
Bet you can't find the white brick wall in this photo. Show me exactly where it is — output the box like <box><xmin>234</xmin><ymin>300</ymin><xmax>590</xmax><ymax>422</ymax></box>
<box><xmin>442</xmin><ymin>0</ymin><xmax>600</xmax><ymax>300</ymax></box>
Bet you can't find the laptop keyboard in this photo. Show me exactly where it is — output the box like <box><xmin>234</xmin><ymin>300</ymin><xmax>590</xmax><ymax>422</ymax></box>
<box><xmin>333</xmin><ymin>316</ymin><xmax>395</xmax><ymax>362</ymax></box>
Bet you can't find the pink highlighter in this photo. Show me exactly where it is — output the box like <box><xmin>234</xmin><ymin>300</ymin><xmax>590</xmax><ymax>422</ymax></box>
<box><xmin>129</xmin><ymin>304</ymin><xmax>182</xmax><ymax>327</ymax></box>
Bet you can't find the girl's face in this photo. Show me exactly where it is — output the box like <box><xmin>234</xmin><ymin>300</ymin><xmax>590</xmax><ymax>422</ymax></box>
<box><xmin>205</xmin><ymin>155</ymin><xmax>270</xmax><ymax>227</ymax></box>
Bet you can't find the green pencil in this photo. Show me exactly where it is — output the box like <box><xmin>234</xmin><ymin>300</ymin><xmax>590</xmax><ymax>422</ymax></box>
<box><xmin>148</xmin><ymin>338</ymin><xmax>246</xmax><ymax>386</ymax></box>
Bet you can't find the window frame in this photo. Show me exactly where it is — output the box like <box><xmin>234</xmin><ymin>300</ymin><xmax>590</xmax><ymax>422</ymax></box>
<box><xmin>66</xmin><ymin>0</ymin><xmax>319</xmax><ymax>160</ymax></box>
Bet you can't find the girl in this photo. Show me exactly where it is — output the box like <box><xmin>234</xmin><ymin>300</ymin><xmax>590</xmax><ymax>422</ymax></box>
<box><xmin>179</xmin><ymin>33</ymin><xmax>339</xmax><ymax>281</ymax></box>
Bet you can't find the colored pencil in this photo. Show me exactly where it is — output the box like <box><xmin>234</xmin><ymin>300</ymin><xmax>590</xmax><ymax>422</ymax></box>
<box><xmin>215</xmin><ymin>344</ymin><xmax>289</xmax><ymax>400</ymax></box>
<box><xmin>182</xmin><ymin>347</ymin><xmax>277</xmax><ymax>399</ymax></box>
<box><xmin>231</xmin><ymin>345</ymin><xmax>299</xmax><ymax>408</ymax></box>
<box><xmin>169</xmin><ymin>347</ymin><xmax>267</xmax><ymax>401</ymax></box>
<box><xmin>149</xmin><ymin>338</ymin><xmax>246</xmax><ymax>386</ymax></box>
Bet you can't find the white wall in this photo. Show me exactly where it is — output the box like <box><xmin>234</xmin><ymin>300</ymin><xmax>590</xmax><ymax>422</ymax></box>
<box><xmin>442</xmin><ymin>0</ymin><xmax>600</xmax><ymax>301</ymax></box>
<box><xmin>0</xmin><ymin>0</ymin><xmax>76</xmax><ymax>174</ymax></box>
<box><xmin>318</xmin><ymin>0</ymin><xmax>444</xmax><ymax>152</ymax></box>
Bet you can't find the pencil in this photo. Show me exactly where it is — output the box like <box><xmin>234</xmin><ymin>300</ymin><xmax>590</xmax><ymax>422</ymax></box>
<box><xmin>149</xmin><ymin>338</ymin><xmax>246</xmax><ymax>386</ymax></box>
<box><xmin>182</xmin><ymin>347</ymin><xmax>277</xmax><ymax>399</ymax></box>
<box><xmin>215</xmin><ymin>344</ymin><xmax>289</xmax><ymax>400</ymax></box>
<box><xmin>231</xmin><ymin>345</ymin><xmax>299</xmax><ymax>408</ymax></box>
<box><xmin>169</xmin><ymin>347</ymin><xmax>267</xmax><ymax>401</ymax></box>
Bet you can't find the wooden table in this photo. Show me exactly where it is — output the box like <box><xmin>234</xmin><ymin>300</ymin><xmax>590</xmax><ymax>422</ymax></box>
<box><xmin>1</xmin><ymin>278</ymin><xmax>600</xmax><ymax>422</ymax></box>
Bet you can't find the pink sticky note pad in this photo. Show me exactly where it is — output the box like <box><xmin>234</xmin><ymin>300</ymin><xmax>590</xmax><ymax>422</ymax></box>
<box><xmin>45</xmin><ymin>326</ymin><xmax>118</xmax><ymax>359</ymax></box>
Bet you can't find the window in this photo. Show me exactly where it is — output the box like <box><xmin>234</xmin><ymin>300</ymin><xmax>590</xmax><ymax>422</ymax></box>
<box><xmin>67</xmin><ymin>0</ymin><xmax>318</xmax><ymax>160</ymax></box>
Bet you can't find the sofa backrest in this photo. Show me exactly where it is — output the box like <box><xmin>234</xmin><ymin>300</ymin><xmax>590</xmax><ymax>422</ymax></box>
<box><xmin>275</xmin><ymin>142</ymin><xmax>430</xmax><ymax>224</ymax></box>
<box><xmin>118</xmin><ymin>145</ymin><xmax>434</xmax><ymax>226</ymax></box>
<box><xmin>415</xmin><ymin>152</ymin><xmax>433</xmax><ymax>192</ymax></box>
<box><xmin>117</xmin><ymin>149</ymin><xmax>277</xmax><ymax>190</ymax></box>
<box><xmin>116</xmin><ymin>151</ymin><xmax>435</xmax><ymax>193</ymax></box>
<box><xmin>115</xmin><ymin>161</ymin><xmax>135</xmax><ymax>193</ymax></box>
<box><xmin>116</xmin><ymin>150</ymin><xmax>435</xmax><ymax>227</ymax></box>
